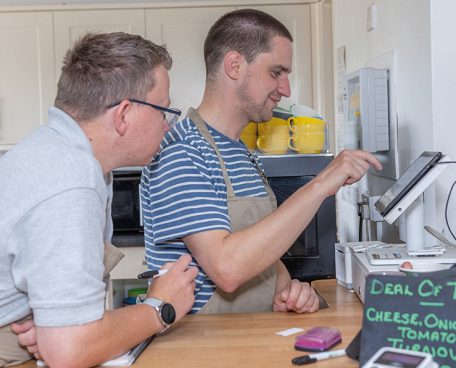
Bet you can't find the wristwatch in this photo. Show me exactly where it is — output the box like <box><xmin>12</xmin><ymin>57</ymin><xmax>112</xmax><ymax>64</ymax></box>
<box><xmin>142</xmin><ymin>297</ymin><xmax>176</xmax><ymax>332</ymax></box>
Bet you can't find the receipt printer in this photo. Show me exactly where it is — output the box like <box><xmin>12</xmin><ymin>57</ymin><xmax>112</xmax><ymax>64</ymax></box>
<box><xmin>335</xmin><ymin>241</ymin><xmax>382</xmax><ymax>290</ymax></box>
<box><xmin>335</xmin><ymin>242</ymin><xmax>354</xmax><ymax>289</ymax></box>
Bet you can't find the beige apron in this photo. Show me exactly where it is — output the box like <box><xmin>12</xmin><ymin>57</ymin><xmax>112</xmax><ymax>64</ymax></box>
<box><xmin>186</xmin><ymin>108</ymin><xmax>278</xmax><ymax>314</ymax></box>
<box><xmin>0</xmin><ymin>317</ymin><xmax>33</xmax><ymax>367</ymax></box>
<box><xmin>0</xmin><ymin>242</ymin><xmax>123</xmax><ymax>367</ymax></box>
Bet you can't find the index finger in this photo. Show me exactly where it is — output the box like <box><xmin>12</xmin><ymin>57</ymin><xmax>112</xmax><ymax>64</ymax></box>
<box><xmin>185</xmin><ymin>266</ymin><xmax>199</xmax><ymax>280</ymax></box>
<box><xmin>169</xmin><ymin>254</ymin><xmax>193</xmax><ymax>271</ymax></box>
<box><xmin>11</xmin><ymin>319</ymin><xmax>34</xmax><ymax>334</ymax></box>
<box><xmin>286</xmin><ymin>280</ymin><xmax>306</xmax><ymax>309</ymax></box>
<box><xmin>356</xmin><ymin>150</ymin><xmax>383</xmax><ymax>171</ymax></box>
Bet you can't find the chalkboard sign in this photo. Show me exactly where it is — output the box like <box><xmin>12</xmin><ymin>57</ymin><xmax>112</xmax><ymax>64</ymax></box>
<box><xmin>359</xmin><ymin>267</ymin><xmax>456</xmax><ymax>368</ymax></box>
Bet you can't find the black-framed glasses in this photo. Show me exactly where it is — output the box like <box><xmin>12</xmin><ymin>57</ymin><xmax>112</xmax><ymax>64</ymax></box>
<box><xmin>107</xmin><ymin>98</ymin><xmax>181</xmax><ymax>129</ymax></box>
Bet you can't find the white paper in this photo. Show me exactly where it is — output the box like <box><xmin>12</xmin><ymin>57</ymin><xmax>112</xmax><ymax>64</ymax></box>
<box><xmin>101</xmin><ymin>351</ymin><xmax>135</xmax><ymax>366</ymax></box>
<box><xmin>101</xmin><ymin>337</ymin><xmax>153</xmax><ymax>367</ymax></box>
<box><xmin>276</xmin><ymin>327</ymin><xmax>304</xmax><ymax>336</ymax></box>
<box><xmin>336</xmin><ymin>45</ymin><xmax>347</xmax><ymax>153</ymax></box>
<box><xmin>336</xmin><ymin>46</ymin><xmax>346</xmax><ymax>114</ymax></box>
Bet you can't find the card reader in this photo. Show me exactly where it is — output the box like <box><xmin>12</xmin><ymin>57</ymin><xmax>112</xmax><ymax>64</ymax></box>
<box><xmin>361</xmin><ymin>347</ymin><xmax>438</xmax><ymax>368</ymax></box>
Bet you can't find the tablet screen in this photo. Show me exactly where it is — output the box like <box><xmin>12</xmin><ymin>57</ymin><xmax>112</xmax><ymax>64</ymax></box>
<box><xmin>374</xmin><ymin>151</ymin><xmax>442</xmax><ymax>217</ymax></box>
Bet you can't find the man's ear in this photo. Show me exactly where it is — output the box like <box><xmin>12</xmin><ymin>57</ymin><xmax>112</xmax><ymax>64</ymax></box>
<box><xmin>112</xmin><ymin>100</ymin><xmax>130</xmax><ymax>136</ymax></box>
<box><xmin>223</xmin><ymin>51</ymin><xmax>244</xmax><ymax>80</ymax></box>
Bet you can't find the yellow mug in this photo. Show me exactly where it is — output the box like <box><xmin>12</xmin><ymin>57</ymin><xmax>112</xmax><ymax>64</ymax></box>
<box><xmin>241</xmin><ymin>134</ymin><xmax>257</xmax><ymax>151</ymax></box>
<box><xmin>288</xmin><ymin>132</ymin><xmax>325</xmax><ymax>153</ymax></box>
<box><xmin>240</xmin><ymin>122</ymin><xmax>257</xmax><ymax>151</ymax></box>
<box><xmin>257</xmin><ymin>134</ymin><xmax>289</xmax><ymax>154</ymax></box>
<box><xmin>258</xmin><ymin>117</ymin><xmax>289</xmax><ymax>135</ymax></box>
<box><xmin>242</xmin><ymin>122</ymin><xmax>257</xmax><ymax>135</ymax></box>
<box><xmin>286</xmin><ymin>116</ymin><xmax>326</xmax><ymax>153</ymax></box>
<box><xmin>286</xmin><ymin>116</ymin><xmax>326</xmax><ymax>133</ymax></box>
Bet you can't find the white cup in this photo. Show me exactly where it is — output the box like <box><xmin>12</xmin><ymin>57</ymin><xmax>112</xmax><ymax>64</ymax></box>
<box><xmin>289</xmin><ymin>104</ymin><xmax>322</xmax><ymax>119</ymax></box>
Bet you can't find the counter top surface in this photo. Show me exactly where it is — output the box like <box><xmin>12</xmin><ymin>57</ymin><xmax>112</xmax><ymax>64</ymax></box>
<box><xmin>16</xmin><ymin>279</ymin><xmax>363</xmax><ymax>367</ymax></box>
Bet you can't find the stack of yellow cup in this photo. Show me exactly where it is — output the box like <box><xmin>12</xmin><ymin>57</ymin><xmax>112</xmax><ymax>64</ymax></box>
<box><xmin>240</xmin><ymin>122</ymin><xmax>258</xmax><ymax>151</ymax></box>
<box><xmin>256</xmin><ymin>117</ymin><xmax>290</xmax><ymax>154</ymax></box>
<box><xmin>287</xmin><ymin>116</ymin><xmax>326</xmax><ymax>154</ymax></box>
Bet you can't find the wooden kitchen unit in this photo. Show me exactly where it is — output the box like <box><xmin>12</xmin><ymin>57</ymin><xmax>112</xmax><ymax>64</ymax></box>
<box><xmin>17</xmin><ymin>279</ymin><xmax>363</xmax><ymax>368</ymax></box>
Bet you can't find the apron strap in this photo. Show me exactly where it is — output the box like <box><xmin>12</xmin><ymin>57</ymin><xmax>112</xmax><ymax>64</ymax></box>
<box><xmin>186</xmin><ymin>108</ymin><xmax>236</xmax><ymax>199</ymax></box>
<box><xmin>186</xmin><ymin>107</ymin><xmax>276</xmax><ymax>200</ymax></box>
<box><xmin>245</xmin><ymin>150</ymin><xmax>276</xmax><ymax>199</ymax></box>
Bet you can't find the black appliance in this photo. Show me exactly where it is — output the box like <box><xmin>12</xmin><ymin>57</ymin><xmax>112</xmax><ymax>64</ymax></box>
<box><xmin>111</xmin><ymin>169</ymin><xmax>144</xmax><ymax>246</ymax></box>
<box><xmin>259</xmin><ymin>154</ymin><xmax>336</xmax><ymax>282</ymax></box>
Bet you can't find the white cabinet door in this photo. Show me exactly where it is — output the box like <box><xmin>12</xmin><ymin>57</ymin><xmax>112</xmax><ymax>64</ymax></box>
<box><xmin>0</xmin><ymin>12</ymin><xmax>55</xmax><ymax>150</ymax></box>
<box><xmin>54</xmin><ymin>9</ymin><xmax>145</xmax><ymax>82</ymax></box>
<box><xmin>237</xmin><ymin>4</ymin><xmax>313</xmax><ymax>108</ymax></box>
<box><xmin>145</xmin><ymin>6</ymin><xmax>235</xmax><ymax>113</ymax></box>
<box><xmin>109</xmin><ymin>246</ymin><xmax>148</xmax><ymax>280</ymax></box>
<box><xmin>146</xmin><ymin>5</ymin><xmax>312</xmax><ymax>113</ymax></box>
<box><xmin>107</xmin><ymin>246</ymin><xmax>148</xmax><ymax>310</ymax></box>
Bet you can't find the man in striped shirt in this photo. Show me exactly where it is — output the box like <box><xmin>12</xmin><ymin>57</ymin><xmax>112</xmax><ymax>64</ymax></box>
<box><xmin>142</xmin><ymin>9</ymin><xmax>382</xmax><ymax>314</ymax></box>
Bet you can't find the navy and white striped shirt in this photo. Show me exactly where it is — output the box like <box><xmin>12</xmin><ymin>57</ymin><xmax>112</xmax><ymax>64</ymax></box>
<box><xmin>141</xmin><ymin>116</ymin><xmax>267</xmax><ymax>313</ymax></box>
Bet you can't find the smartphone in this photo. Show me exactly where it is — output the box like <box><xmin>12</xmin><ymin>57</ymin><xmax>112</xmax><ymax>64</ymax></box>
<box><xmin>294</xmin><ymin>327</ymin><xmax>342</xmax><ymax>352</ymax></box>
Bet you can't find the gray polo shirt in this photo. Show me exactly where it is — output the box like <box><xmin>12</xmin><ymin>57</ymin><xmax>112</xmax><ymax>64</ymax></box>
<box><xmin>0</xmin><ymin>107</ymin><xmax>112</xmax><ymax>327</ymax></box>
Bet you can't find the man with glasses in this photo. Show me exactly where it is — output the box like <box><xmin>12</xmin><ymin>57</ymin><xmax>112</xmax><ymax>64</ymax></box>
<box><xmin>141</xmin><ymin>9</ymin><xmax>382</xmax><ymax>315</ymax></box>
<box><xmin>107</xmin><ymin>98</ymin><xmax>182</xmax><ymax>129</ymax></box>
<box><xmin>0</xmin><ymin>32</ymin><xmax>197</xmax><ymax>367</ymax></box>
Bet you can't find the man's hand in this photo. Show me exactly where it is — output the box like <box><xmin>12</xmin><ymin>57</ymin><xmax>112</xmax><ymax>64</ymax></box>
<box><xmin>11</xmin><ymin>319</ymin><xmax>42</xmax><ymax>360</ymax></box>
<box><xmin>147</xmin><ymin>254</ymin><xmax>199</xmax><ymax>321</ymax></box>
<box><xmin>314</xmin><ymin>149</ymin><xmax>383</xmax><ymax>197</ymax></box>
<box><xmin>273</xmin><ymin>279</ymin><xmax>319</xmax><ymax>313</ymax></box>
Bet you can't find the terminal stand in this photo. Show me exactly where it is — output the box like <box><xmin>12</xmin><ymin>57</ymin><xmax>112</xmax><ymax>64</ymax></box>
<box><xmin>337</xmin><ymin>152</ymin><xmax>456</xmax><ymax>304</ymax></box>
<box><xmin>365</xmin><ymin>194</ymin><xmax>456</xmax><ymax>265</ymax></box>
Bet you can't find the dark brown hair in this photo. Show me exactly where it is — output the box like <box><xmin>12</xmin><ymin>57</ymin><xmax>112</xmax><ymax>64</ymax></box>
<box><xmin>204</xmin><ymin>9</ymin><xmax>293</xmax><ymax>82</ymax></box>
<box><xmin>55</xmin><ymin>32</ymin><xmax>172</xmax><ymax>122</ymax></box>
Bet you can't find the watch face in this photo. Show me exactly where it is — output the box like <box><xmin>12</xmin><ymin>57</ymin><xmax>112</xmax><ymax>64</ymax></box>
<box><xmin>161</xmin><ymin>303</ymin><xmax>176</xmax><ymax>324</ymax></box>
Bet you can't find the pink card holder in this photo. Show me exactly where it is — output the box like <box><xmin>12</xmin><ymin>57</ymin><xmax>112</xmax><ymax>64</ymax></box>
<box><xmin>294</xmin><ymin>326</ymin><xmax>342</xmax><ymax>352</ymax></box>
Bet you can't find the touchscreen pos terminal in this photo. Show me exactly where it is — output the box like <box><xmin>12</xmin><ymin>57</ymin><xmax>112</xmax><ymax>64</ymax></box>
<box><xmin>374</xmin><ymin>151</ymin><xmax>442</xmax><ymax>220</ymax></box>
<box><xmin>366</xmin><ymin>151</ymin><xmax>456</xmax><ymax>265</ymax></box>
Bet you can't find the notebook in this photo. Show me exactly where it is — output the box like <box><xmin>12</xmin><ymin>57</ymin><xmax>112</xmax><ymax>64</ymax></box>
<box><xmin>101</xmin><ymin>336</ymin><xmax>154</xmax><ymax>366</ymax></box>
<box><xmin>36</xmin><ymin>336</ymin><xmax>154</xmax><ymax>367</ymax></box>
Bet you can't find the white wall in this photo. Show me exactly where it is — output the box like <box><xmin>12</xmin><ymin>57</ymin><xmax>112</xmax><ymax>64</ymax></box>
<box><xmin>333</xmin><ymin>0</ymin><xmax>456</xmax><ymax>243</ymax></box>
<box><xmin>430</xmin><ymin>0</ymin><xmax>456</xmax><ymax>239</ymax></box>
<box><xmin>0</xmin><ymin>0</ymin><xmax>207</xmax><ymax>4</ymax></box>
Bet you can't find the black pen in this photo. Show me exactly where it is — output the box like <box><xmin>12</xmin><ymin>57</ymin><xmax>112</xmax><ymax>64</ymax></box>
<box><xmin>137</xmin><ymin>269</ymin><xmax>168</xmax><ymax>280</ymax></box>
<box><xmin>292</xmin><ymin>349</ymin><xmax>346</xmax><ymax>365</ymax></box>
